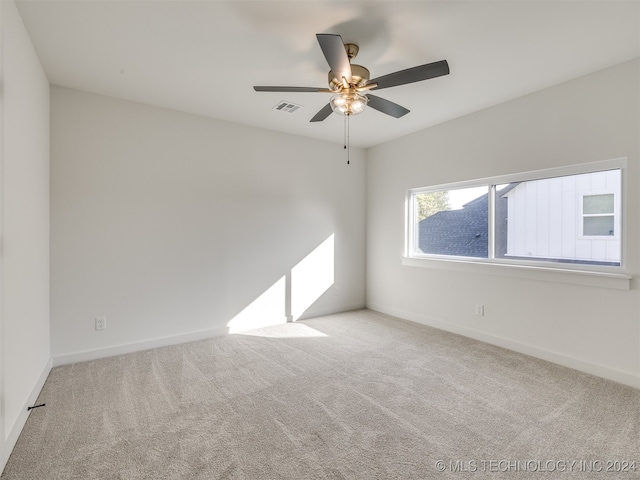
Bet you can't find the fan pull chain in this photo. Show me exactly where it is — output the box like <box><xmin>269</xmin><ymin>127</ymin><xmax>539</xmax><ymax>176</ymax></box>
<box><xmin>343</xmin><ymin>114</ymin><xmax>346</xmax><ymax>150</ymax></box>
<box><xmin>343</xmin><ymin>114</ymin><xmax>350</xmax><ymax>165</ymax></box>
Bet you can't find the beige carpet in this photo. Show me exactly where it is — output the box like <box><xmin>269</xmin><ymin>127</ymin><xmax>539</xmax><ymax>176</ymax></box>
<box><xmin>2</xmin><ymin>309</ymin><xmax>639</xmax><ymax>479</ymax></box>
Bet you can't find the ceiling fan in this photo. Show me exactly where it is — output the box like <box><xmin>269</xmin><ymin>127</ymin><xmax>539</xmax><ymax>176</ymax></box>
<box><xmin>253</xmin><ymin>33</ymin><xmax>450</xmax><ymax>122</ymax></box>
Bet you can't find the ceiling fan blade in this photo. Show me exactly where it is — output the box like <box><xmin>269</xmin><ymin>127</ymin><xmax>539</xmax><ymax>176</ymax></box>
<box><xmin>310</xmin><ymin>103</ymin><xmax>333</xmax><ymax>122</ymax></box>
<box><xmin>254</xmin><ymin>86</ymin><xmax>329</xmax><ymax>93</ymax></box>
<box><xmin>366</xmin><ymin>94</ymin><xmax>410</xmax><ymax>118</ymax></box>
<box><xmin>368</xmin><ymin>60</ymin><xmax>449</xmax><ymax>90</ymax></box>
<box><xmin>316</xmin><ymin>34</ymin><xmax>352</xmax><ymax>83</ymax></box>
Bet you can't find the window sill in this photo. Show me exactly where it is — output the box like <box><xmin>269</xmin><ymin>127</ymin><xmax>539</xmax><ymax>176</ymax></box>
<box><xmin>402</xmin><ymin>256</ymin><xmax>632</xmax><ymax>290</ymax></box>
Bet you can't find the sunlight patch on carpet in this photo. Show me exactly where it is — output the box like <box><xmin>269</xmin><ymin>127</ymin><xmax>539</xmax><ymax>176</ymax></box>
<box><xmin>238</xmin><ymin>322</ymin><xmax>329</xmax><ymax>338</ymax></box>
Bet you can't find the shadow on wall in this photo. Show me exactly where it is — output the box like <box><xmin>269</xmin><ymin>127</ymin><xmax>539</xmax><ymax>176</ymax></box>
<box><xmin>226</xmin><ymin>234</ymin><xmax>335</xmax><ymax>334</ymax></box>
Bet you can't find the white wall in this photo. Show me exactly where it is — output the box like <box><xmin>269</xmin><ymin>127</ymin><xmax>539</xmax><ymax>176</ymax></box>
<box><xmin>50</xmin><ymin>87</ymin><xmax>366</xmax><ymax>363</ymax></box>
<box><xmin>367</xmin><ymin>59</ymin><xmax>640</xmax><ymax>387</ymax></box>
<box><xmin>0</xmin><ymin>0</ymin><xmax>51</xmax><ymax>470</ymax></box>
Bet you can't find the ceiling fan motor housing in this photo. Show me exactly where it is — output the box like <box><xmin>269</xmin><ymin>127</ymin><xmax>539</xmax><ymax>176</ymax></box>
<box><xmin>328</xmin><ymin>64</ymin><xmax>370</xmax><ymax>91</ymax></box>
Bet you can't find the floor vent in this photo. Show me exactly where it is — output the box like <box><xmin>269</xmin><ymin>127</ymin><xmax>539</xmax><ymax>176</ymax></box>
<box><xmin>273</xmin><ymin>101</ymin><xmax>303</xmax><ymax>113</ymax></box>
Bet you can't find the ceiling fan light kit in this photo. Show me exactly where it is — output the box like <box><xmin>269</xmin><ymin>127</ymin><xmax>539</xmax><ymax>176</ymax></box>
<box><xmin>330</xmin><ymin>91</ymin><xmax>368</xmax><ymax>116</ymax></box>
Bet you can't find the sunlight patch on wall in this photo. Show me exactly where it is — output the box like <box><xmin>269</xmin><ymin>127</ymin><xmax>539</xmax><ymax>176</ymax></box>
<box><xmin>238</xmin><ymin>323</ymin><xmax>328</xmax><ymax>338</ymax></box>
<box><xmin>291</xmin><ymin>234</ymin><xmax>334</xmax><ymax>321</ymax></box>
<box><xmin>227</xmin><ymin>276</ymin><xmax>287</xmax><ymax>334</ymax></box>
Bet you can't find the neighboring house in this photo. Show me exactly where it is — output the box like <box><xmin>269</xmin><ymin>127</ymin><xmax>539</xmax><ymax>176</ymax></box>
<box><xmin>502</xmin><ymin>170</ymin><xmax>621</xmax><ymax>265</ymax></box>
<box><xmin>418</xmin><ymin>170</ymin><xmax>620</xmax><ymax>265</ymax></box>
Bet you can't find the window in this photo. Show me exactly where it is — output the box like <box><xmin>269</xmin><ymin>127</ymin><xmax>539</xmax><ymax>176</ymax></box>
<box><xmin>414</xmin><ymin>186</ymin><xmax>488</xmax><ymax>258</ymax></box>
<box><xmin>582</xmin><ymin>194</ymin><xmax>615</xmax><ymax>237</ymax></box>
<box><xmin>407</xmin><ymin>160</ymin><xmax>624</xmax><ymax>269</ymax></box>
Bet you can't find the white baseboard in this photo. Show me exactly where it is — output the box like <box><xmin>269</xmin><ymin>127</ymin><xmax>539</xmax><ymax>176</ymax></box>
<box><xmin>52</xmin><ymin>305</ymin><xmax>368</xmax><ymax>367</ymax></box>
<box><xmin>367</xmin><ymin>303</ymin><xmax>640</xmax><ymax>389</ymax></box>
<box><xmin>2</xmin><ymin>358</ymin><xmax>52</xmax><ymax>472</ymax></box>
<box><xmin>298</xmin><ymin>302</ymin><xmax>366</xmax><ymax>321</ymax></box>
<box><xmin>53</xmin><ymin>325</ymin><xmax>231</xmax><ymax>366</ymax></box>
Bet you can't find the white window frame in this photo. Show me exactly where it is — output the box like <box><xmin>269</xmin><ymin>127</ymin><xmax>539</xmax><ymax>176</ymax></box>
<box><xmin>403</xmin><ymin>158</ymin><xmax>630</xmax><ymax>290</ymax></box>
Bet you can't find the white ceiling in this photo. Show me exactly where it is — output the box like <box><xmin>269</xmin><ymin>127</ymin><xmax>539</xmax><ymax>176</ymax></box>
<box><xmin>15</xmin><ymin>0</ymin><xmax>640</xmax><ymax>148</ymax></box>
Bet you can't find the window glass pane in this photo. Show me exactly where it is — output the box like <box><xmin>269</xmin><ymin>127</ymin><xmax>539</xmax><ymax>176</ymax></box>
<box><xmin>583</xmin><ymin>194</ymin><xmax>614</xmax><ymax>214</ymax></box>
<box><xmin>583</xmin><ymin>216</ymin><xmax>614</xmax><ymax>236</ymax></box>
<box><xmin>415</xmin><ymin>186</ymin><xmax>488</xmax><ymax>258</ymax></box>
<box><xmin>494</xmin><ymin>169</ymin><xmax>620</xmax><ymax>266</ymax></box>
<box><xmin>409</xmin><ymin>167</ymin><xmax>622</xmax><ymax>268</ymax></box>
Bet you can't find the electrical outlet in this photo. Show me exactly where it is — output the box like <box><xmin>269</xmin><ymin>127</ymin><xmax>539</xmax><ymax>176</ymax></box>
<box><xmin>95</xmin><ymin>316</ymin><xmax>107</xmax><ymax>331</ymax></box>
<box><xmin>475</xmin><ymin>304</ymin><xmax>484</xmax><ymax>316</ymax></box>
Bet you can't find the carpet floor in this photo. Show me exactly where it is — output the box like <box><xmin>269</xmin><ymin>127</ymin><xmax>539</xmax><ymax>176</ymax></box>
<box><xmin>2</xmin><ymin>309</ymin><xmax>639</xmax><ymax>479</ymax></box>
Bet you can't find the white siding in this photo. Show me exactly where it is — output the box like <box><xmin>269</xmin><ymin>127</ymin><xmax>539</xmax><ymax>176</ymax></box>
<box><xmin>548</xmin><ymin>177</ymin><xmax>563</xmax><ymax>258</ymax></box>
<box><xmin>505</xmin><ymin>170</ymin><xmax>621</xmax><ymax>263</ymax></box>
<box><xmin>536</xmin><ymin>179</ymin><xmax>550</xmax><ymax>257</ymax></box>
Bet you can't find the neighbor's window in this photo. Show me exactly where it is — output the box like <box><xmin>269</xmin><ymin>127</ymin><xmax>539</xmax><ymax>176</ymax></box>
<box><xmin>408</xmin><ymin>161</ymin><xmax>623</xmax><ymax>268</ymax></box>
<box><xmin>582</xmin><ymin>194</ymin><xmax>615</xmax><ymax>237</ymax></box>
